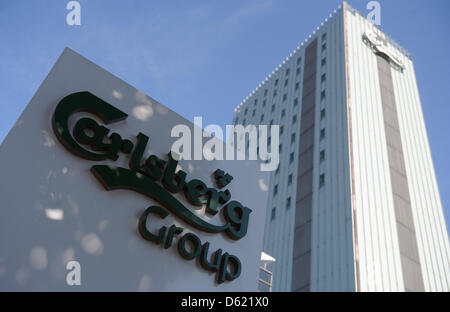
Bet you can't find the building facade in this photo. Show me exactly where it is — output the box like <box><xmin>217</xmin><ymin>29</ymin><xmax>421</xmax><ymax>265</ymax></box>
<box><xmin>232</xmin><ymin>2</ymin><xmax>450</xmax><ymax>291</ymax></box>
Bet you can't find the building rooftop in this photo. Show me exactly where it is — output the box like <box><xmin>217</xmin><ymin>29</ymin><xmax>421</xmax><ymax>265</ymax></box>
<box><xmin>234</xmin><ymin>1</ymin><xmax>412</xmax><ymax>113</ymax></box>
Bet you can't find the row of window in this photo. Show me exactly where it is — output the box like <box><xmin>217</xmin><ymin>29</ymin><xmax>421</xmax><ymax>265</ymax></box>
<box><xmin>271</xmin><ymin>191</ymin><xmax>292</xmax><ymax>219</ymax></box>
<box><xmin>272</xmin><ymin>149</ymin><xmax>326</xmax><ymax>191</ymax></box>
<box><xmin>237</xmin><ymin>72</ymin><xmax>327</xmax><ymax>126</ymax></box>
<box><xmin>270</xmin><ymin>197</ymin><xmax>292</xmax><ymax>220</ymax></box>
<box><xmin>237</xmin><ymin>33</ymin><xmax>327</xmax><ymax>121</ymax></box>
<box><xmin>261</xmin><ymin>66</ymin><xmax>302</xmax><ymax>98</ymax></box>
<box><xmin>318</xmin><ymin>37</ymin><xmax>327</xmax><ymax>191</ymax></box>
<box><xmin>242</xmin><ymin>107</ymin><xmax>327</xmax><ymax>128</ymax></box>
<box><xmin>270</xmin><ymin>171</ymin><xmax>326</xmax><ymax>221</ymax></box>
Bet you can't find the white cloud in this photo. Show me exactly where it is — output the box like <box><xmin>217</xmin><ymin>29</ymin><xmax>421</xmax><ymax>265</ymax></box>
<box><xmin>222</xmin><ymin>0</ymin><xmax>272</xmax><ymax>28</ymax></box>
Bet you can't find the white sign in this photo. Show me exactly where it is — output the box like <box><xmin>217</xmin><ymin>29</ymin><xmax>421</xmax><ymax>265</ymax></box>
<box><xmin>0</xmin><ymin>48</ymin><xmax>268</xmax><ymax>291</ymax></box>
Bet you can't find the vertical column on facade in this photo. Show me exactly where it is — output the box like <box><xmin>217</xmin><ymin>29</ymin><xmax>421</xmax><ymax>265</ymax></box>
<box><xmin>376</xmin><ymin>54</ymin><xmax>424</xmax><ymax>291</ymax></box>
<box><xmin>292</xmin><ymin>38</ymin><xmax>318</xmax><ymax>292</ymax></box>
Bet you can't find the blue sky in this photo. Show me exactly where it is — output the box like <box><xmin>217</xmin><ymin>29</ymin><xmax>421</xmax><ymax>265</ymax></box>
<box><xmin>0</xmin><ymin>0</ymin><xmax>449</xmax><ymax>228</ymax></box>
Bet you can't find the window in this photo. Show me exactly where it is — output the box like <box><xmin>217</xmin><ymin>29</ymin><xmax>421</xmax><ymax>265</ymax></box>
<box><xmin>321</xmin><ymin>58</ymin><xmax>326</xmax><ymax>67</ymax></box>
<box><xmin>293</xmin><ymin>115</ymin><xmax>297</xmax><ymax>124</ymax></box>
<box><xmin>320</xmin><ymin>150</ymin><xmax>325</xmax><ymax>163</ymax></box>
<box><xmin>279</xmin><ymin>144</ymin><xmax>282</xmax><ymax>153</ymax></box>
<box><xmin>252</xmin><ymin>109</ymin><xmax>256</xmax><ymax>117</ymax></box>
<box><xmin>270</xmin><ymin>119</ymin><xmax>273</xmax><ymax>126</ymax></box>
<box><xmin>322</xmin><ymin>33</ymin><xmax>326</xmax><ymax>41</ymax></box>
<box><xmin>286</xmin><ymin>197</ymin><xmax>291</xmax><ymax>210</ymax></box>
<box><xmin>320</xmin><ymin>128</ymin><xmax>325</xmax><ymax>140</ymax></box>
<box><xmin>264</xmin><ymin>89</ymin><xmax>268</xmax><ymax>97</ymax></box>
<box><xmin>260</xmin><ymin>114</ymin><xmax>264</xmax><ymax>122</ymax></box>
<box><xmin>283</xmin><ymin>94</ymin><xmax>287</xmax><ymax>102</ymax></box>
<box><xmin>322</xmin><ymin>43</ymin><xmax>326</xmax><ymax>52</ymax></box>
<box><xmin>320</xmin><ymin>108</ymin><xmax>325</xmax><ymax>120</ymax></box>
<box><xmin>288</xmin><ymin>174</ymin><xmax>293</xmax><ymax>186</ymax></box>
<box><xmin>271</xmin><ymin>207</ymin><xmax>276</xmax><ymax>220</ymax></box>
<box><xmin>242</xmin><ymin>118</ymin><xmax>246</xmax><ymax>126</ymax></box>
<box><xmin>271</xmin><ymin>104</ymin><xmax>275</xmax><ymax>112</ymax></box>
<box><xmin>273</xmin><ymin>185</ymin><xmax>278</xmax><ymax>196</ymax></box>
<box><xmin>294</xmin><ymin>98</ymin><xmax>299</xmax><ymax>106</ymax></box>
<box><xmin>244</xmin><ymin>108</ymin><xmax>248</xmax><ymax>115</ymax></box>
<box><xmin>275</xmin><ymin>79</ymin><xmax>279</xmax><ymax>86</ymax></box>
<box><xmin>295</xmin><ymin>82</ymin><xmax>300</xmax><ymax>91</ymax></box>
<box><xmin>286</xmin><ymin>68</ymin><xmax>290</xmax><ymax>76</ymax></box>
<box><xmin>321</xmin><ymin>73</ymin><xmax>326</xmax><ymax>83</ymax></box>
<box><xmin>281</xmin><ymin>109</ymin><xmax>285</xmax><ymax>117</ymax></box>
<box><xmin>273</xmin><ymin>90</ymin><xmax>277</xmax><ymax>97</ymax></box>
<box><xmin>268</xmin><ymin>136</ymin><xmax>271</xmax><ymax>145</ymax></box>
<box><xmin>263</xmin><ymin>99</ymin><xmax>266</xmax><ymax>107</ymax></box>
<box><xmin>296</xmin><ymin>67</ymin><xmax>300</xmax><ymax>76</ymax></box>
<box><xmin>280</xmin><ymin>125</ymin><xmax>284</xmax><ymax>135</ymax></box>
<box><xmin>291</xmin><ymin>133</ymin><xmax>296</xmax><ymax>143</ymax></box>
<box><xmin>297</xmin><ymin>57</ymin><xmax>301</xmax><ymax>65</ymax></box>
<box><xmin>284</xmin><ymin>79</ymin><xmax>289</xmax><ymax>87</ymax></box>
<box><xmin>289</xmin><ymin>152</ymin><xmax>294</xmax><ymax>164</ymax></box>
<box><xmin>321</xmin><ymin>90</ymin><xmax>326</xmax><ymax>100</ymax></box>
<box><xmin>275</xmin><ymin>166</ymin><xmax>280</xmax><ymax>175</ymax></box>
<box><xmin>319</xmin><ymin>174</ymin><xmax>325</xmax><ymax>188</ymax></box>
<box><xmin>254</xmin><ymin>99</ymin><xmax>258</xmax><ymax>106</ymax></box>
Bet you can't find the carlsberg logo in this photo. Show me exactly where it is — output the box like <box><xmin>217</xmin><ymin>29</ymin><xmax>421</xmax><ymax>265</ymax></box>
<box><xmin>52</xmin><ymin>91</ymin><xmax>256</xmax><ymax>283</ymax></box>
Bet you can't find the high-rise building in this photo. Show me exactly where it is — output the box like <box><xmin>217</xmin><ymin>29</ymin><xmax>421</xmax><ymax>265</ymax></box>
<box><xmin>232</xmin><ymin>2</ymin><xmax>450</xmax><ymax>291</ymax></box>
